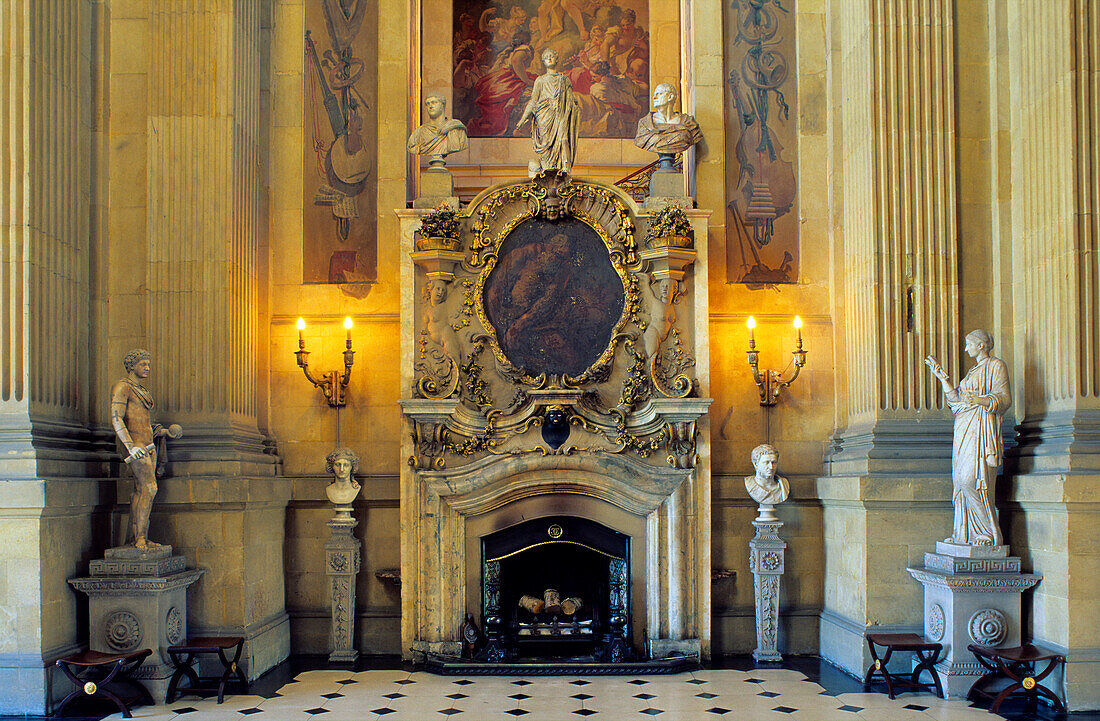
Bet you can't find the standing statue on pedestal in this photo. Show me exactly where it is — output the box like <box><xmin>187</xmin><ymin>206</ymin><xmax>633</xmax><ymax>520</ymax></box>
<box><xmin>517</xmin><ymin>48</ymin><xmax>579</xmax><ymax>176</ymax></box>
<box><xmin>110</xmin><ymin>349</ymin><xmax>183</xmax><ymax>552</ymax></box>
<box><xmin>925</xmin><ymin>330</ymin><xmax>1010</xmax><ymax>546</ymax></box>
<box><xmin>407</xmin><ymin>94</ymin><xmax>469</xmax><ymax>168</ymax></box>
<box><xmin>634</xmin><ymin>83</ymin><xmax>703</xmax><ymax>170</ymax></box>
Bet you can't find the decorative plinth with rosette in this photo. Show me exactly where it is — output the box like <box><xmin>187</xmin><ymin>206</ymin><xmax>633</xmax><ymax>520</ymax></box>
<box><xmin>68</xmin><ymin>546</ymin><xmax>203</xmax><ymax>700</ymax></box>
<box><xmin>749</xmin><ymin>518</ymin><xmax>787</xmax><ymax>662</ymax></box>
<box><xmin>907</xmin><ymin>542</ymin><xmax>1040</xmax><ymax>697</ymax></box>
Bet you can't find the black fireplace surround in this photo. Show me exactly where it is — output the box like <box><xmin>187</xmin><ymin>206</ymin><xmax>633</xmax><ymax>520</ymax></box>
<box><xmin>479</xmin><ymin>516</ymin><xmax>631</xmax><ymax>663</ymax></box>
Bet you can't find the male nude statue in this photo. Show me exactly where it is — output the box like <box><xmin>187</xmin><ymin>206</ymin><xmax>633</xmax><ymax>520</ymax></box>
<box><xmin>110</xmin><ymin>349</ymin><xmax>182</xmax><ymax>552</ymax></box>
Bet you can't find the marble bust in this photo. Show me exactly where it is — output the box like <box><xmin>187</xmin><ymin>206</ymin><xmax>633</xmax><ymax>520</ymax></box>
<box><xmin>633</xmin><ymin>83</ymin><xmax>703</xmax><ymax>163</ymax></box>
<box><xmin>924</xmin><ymin>329</ymin><xmax>1010</xmax><ymax>547</ymax></box>
<box><xmin>325</xmin><ymin>447</ymin><xmax>361</xmax><ymax>520</ymax></box>
<box><xmin>744</xmin><ymin>444</ymin><xmax>789</xmax><ymax>511</ymax></box>
<box><xmin>407</xmin><ymin>94</ymin><xmax>469</xmax><ymax>167</ymax></box>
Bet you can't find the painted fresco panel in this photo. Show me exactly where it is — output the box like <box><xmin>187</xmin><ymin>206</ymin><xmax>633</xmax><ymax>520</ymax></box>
<box><xmin>725</xmin><ymin>0</ymin><xmax>798</xmax><ymax>287</ymax></box>
<box><xmin>453</xmin><ymin>0</ymin><xmax>650</xmax><ymax>139</ymax></box>
<box><xmin>303</xmin><ymin>0</ymin><xmax>377</xmax><ymax>285</ymax></box>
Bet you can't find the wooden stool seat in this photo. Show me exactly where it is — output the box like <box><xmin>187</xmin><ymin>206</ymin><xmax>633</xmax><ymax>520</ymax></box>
<box><xmin>863</xmin><ymin>633</ymin><xmax>944</xmax><ymax>700</ymax></box>
<box><xmin>967</xmin><ymin>643</ymin><xmax>1065</xmax><ymax>714</ymax></box>
<box><xmin>54</xmin><ymin>648</ymin><xmax>153</xmax><ymax>719</ymax></box>
<box><xmin>166</xmin><ymin>636</ymin><xmax>247</xmax><ymax>704</ymax></box>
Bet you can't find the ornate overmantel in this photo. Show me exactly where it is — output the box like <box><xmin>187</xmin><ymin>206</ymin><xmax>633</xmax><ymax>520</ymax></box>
<box><xmin>397</xmin><ymin>173</ymin><xmax>712</xmax><ymax>661</ymax></box>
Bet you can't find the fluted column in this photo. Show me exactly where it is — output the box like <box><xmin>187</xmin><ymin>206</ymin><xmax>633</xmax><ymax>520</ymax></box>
<box><xmin>0</xmin><ymin>1</ymin><xmax>101</xmax><ymax>714</ymax></box>
<box><xmin>819</xmin><ymin>0</ymin><xmax>960</xmax><ymax>676</ymax></box>
<box><xmin>1004</xmin><ymin>1</ymin><xmax>1100</xmax><ymax>710</ymax></box>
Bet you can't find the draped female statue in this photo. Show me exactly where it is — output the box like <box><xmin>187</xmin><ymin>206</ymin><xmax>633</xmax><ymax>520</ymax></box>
<box><xmin>924</xmin><ymin>330</ymin><xmax>1010</xmax><ymax>546</ymax></box>
<box><xmin>517</xmin><ymin>48</ymin><xmax>579</xmax><ymax>175</ymax></box>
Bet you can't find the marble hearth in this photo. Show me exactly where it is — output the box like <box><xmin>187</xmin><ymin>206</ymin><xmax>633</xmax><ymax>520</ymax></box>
<box><xmin>397</xmin><ymin>175</ymin><xmax>713</xmax><ymax>662</ymax></box>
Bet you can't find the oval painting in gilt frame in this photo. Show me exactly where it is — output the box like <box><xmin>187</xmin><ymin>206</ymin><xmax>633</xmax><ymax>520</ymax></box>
<box><xmin>479</xmin><ymin>216</ymin><xmax>627</xmax><ymax>381</ymax></box>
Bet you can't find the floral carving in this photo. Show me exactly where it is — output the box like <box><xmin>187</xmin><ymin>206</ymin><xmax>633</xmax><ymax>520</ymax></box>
<box><xmin>104</xmin><ymin>610</ymin><xmax>142</xmax><ymax>652</ymax></box>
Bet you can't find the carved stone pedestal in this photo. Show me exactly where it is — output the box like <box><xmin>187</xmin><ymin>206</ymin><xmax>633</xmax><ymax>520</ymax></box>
<box><xmin>749</xmin><ymin>515</ymin><xmax>786</xmax><ymax>662</ymax></box>
<box><xmin>325</xmin><ymin>518</ymin><xmax>360</xmax><ymax>664</ymax></box>
<box><xmin>413</xmin><ymin>168</ymin><xmax>459</xmax><ymax>210</ymax></box>
<box><xmin>68</xmin><ymin>546</ymin><xmax>203</xmax><ymax>700</ymax></box>
<box><xmin>907</xmin><ymin>543</ymin><xmax>1040</xmax><ymax>697</ymax></box>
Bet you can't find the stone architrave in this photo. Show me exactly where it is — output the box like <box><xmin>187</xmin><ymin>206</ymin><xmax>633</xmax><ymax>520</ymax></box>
<box><xmin>907</xmin><ymin>543</ymin><xmax>1040</xmax><ymax>697</ymax></box>
<box><xmin>326</xmin><ymin>517</ymin><xmax>360</xmax><ymax>663</ymax></box>
<box><xmin>68</xmin><ymin>546</ymin><xmax>203</xmax><ymax>700</ymax></box>
<box><xmin>749</xmin><ymin>518</ymin><xmax>787</xmax><ymax>662</ymax></box>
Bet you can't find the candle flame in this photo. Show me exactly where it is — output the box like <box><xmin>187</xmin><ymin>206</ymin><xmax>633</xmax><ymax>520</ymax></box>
<box><xmin>793</xmin><ymin>316</ymin><xmax>803</xmax><ymax>329</ymax></box>
<box><xmin>344</xmin><ymin>316</ymin><xmax>353</xmax><ymax>330</ymax></box>
<box><xmin>296</xmin><ymin>317</ymin><xmax>305</xmax><ymax>330</ymax></box>
<box><xmin>747</xmin><ymin>316</ymin><xmax>756</xmax><ymax>329</ymax></box>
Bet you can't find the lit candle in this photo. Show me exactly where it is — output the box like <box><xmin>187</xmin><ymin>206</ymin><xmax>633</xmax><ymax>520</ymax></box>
<box><xmin>344</xmin><ymin>316</ymin><xmax>353</xmax><ymax>344</ymax></box>
<box><xmin>747</xmin><ymin>316</ymin><xmax>756</xmax><ymax>349</ymax></box>
<box><xmin>296</xmin><ymin>317</ymin><xmax>305</xmax><ymax>344</ymax></box>
<box><xmin>793</xmin><ymin>315</ymin><xmax>803</xmax><ymax>346</ymax></box>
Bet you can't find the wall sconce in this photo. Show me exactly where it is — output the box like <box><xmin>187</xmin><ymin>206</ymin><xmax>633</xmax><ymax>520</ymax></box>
<box><xmin>747</xmin><ymin>316</ymin><xmax>807</xmax><ymax>406</ymax></box>
<box><xmin>296</xmin><ymin>317</ymin><xmax>355</xmax><ymax>407</ymax></box>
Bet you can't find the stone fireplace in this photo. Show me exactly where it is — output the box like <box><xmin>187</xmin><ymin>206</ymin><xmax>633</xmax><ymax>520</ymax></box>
<box><xmin>398</xmin><ymin>174</ymin><xmax>713</xmax><ymax>663</ymax></box>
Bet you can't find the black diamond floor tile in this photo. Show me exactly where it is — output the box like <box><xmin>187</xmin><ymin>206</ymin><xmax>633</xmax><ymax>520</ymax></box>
<box><xmin>372</xmin><ymin>708</ymin><xmax>396</xmax><ymax>715</ymax></box>
<box><xmin>394</xmin><ymin>679</ymin><xmax>416</xmax><ymax>685</ymax></box>
<box><xmin>173</xmin><ymin>708</ymin><xmax>199</xmax><ymax>714</ymax></box>
<box><xmin>639</xmin><ymin>709</ymin><xmax>664</xmax><ymax>716</ymax></box>
<box><xmin>704</xmin><ymin>709</ymin><xmax>731</xmax><ymax>716</ymax></box>
<box><xmin>510</xmin><ymin>693</ymin><xmax>532</xmax><ymax>700</ymax></box>
<box><xmin>336</xmin><ymin>679</ymin><xmax>357</xmax><ymax>685</ymax></box>
<box><xmin>446</xmin><ymin>692</ymin><xmax>470</xmax><ymax>700</ymax></box>
<box><xmin>320</xmin><ymin>692</ymin><xmax>344</xmax><ymax>699</ymax></box>
<box><xmin>744</xmin><ymin>677</ymin><xmax>765</xmax><ymax>684</ymax></box>
<box><xmin>511</xmin><ymin>680</ymin><xmax>533</xmax><ymax>686</ymax></box>
<box><xmin>837</xmin><ymin>705</ymin><xmax>863</xmax><ymax>713</ymax></box>
<box><xmin>570</xmin><ymin>693</ymin><xmax>592</xmax><ymax>700</ymax></box>
<box><xmin>696</xmin><ymin>692</ymin><xmax>718</xmax><ymax>699</ymax></box>
<box><xmin>628</xmin><ymin>679</ymin><xmax>650</xmax><ymax>685</ymax></box>
<box><xmin>772</xmin><ymin>706</ymin><xmax>798</xmax><ymax>714</ymax></box>
<box><xmin>685</xmin><ymin>678</ymin><xmax>708</xmax><ymax>685</ymax></box>
<box><xmin>573</xmin><ymin>709</ymin><xmax>598</xmax><ymax>716</ymax></box>
<box><xmin>758</xmin><ymin>691</ymin><xmax>781</xmax><ymax>698</ymax></box>
<box><xmin>570</xmin><ymin>679</ymin><xmax>592</xmax><ymax>686</ymax></box>
<box><xmin>238</xmin><ymin>709</ymin><xmax>264</xmax><ymax>715</ymax></box>
<box><xmin>304</xmin><ymin>708</ymin><xmax>329</xmax><ymax>715</ymax></box>
<box><xmin>504</xmin><ymin>709</ymin><xmax>530</xmax><ymax>716</ymax></box>
<box><xmin>382</xmin><ymin>692</ymin><xmax>406</xmax><ymax>700</ymax></box>
<box><xmin>633</xmin><ymin>693</ymin><xmax>657</xmax><ymax>700</ymax></box>
<box><xmin>453</xmin><ymin>679</ymin><xmax>475</xmax><ymax>685</ymax></box>
<box><xmin>903</xmin><ymin>704</ymin><xmax>929</xmax><ymax>711</ymax></box>
<box><xmin>438</xmin><ymin>709</ymin><xmax>463</xmax><ymax>716</ymax></box>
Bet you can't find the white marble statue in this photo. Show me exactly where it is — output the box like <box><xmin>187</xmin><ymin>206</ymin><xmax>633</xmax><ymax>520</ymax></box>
<box><xmin>633</xmin><ymin>83</ymin><xmax>703</xmax><ymax>158</ymax></box>
<box><xmin>925</xmin><ymin>330</ymin><xmax>1010</xmax><ymax>546</ymax></box>
<box><xmin>325</xmin><ymin>447</ymin><xmax>361</xmax><ymax>520</ymax></box>
<box><xmin>517</xmin><ymin>48</ymin><xmax>579</xmax><ymax>176</ymax></box>
<box><xmin>407</xmin><ymin>94</ymin><xmax>469</xmax><ymax>167</ymax></box>
<box><xmin>745</xmin><ymin>443</ymin><xmax>790</xmax><ymax>510</ymax></box>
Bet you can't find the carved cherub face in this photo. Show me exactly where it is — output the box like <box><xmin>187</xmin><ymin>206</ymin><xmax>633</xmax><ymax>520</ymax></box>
<box><xmin>652</xmin><ymin>278</ymin><xmax>676</xmax><ymax>304</ymax></box>
<box><xmin>428</xmin><ymin>280</ymin><xmax>447</xmax><ymax>306</ymax></box>
<box><xmin>425</xmin><ymin>95</ymin><xmax>445</xmax><ymax>120</ymax></box>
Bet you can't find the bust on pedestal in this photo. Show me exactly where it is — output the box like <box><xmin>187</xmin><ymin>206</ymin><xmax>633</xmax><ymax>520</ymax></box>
<box><xmin>908</xmin><ymin>330</ymin><xmax>1040</xmax><ymax>696</ymax></box>
<box><xmin>746</xmin><ymin>444</ymin><xmax>789</xmax><ymax>662</ymax></box>
<box><xmin>408</xmin><ymin>94</ymin><xmax>468</xmax><ymax>209</ymax></box>
<box><xmin>324</xmin><ymin>448</ymin><xmax>362</xmax><ymax>664</ymax></box>
<box><xmin>633</xmin><ymin>83</ymin><xmax>702</xmax><ymax>208</ymax></box>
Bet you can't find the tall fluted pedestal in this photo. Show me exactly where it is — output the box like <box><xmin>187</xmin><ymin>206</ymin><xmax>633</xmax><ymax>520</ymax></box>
<box><xmin>907</xmin><ymin>543</ymin><xmax>1040</xmax><ymax>697</ymax></box>
<box><xmin>325</xmin><ymin>518</ymin><xmax>360</xmax><ymax>664</ymax></box>
<box><xmin>750</xmin><ymin>514</ymin><xmax>786</xmax><ymax>662</ymax></box>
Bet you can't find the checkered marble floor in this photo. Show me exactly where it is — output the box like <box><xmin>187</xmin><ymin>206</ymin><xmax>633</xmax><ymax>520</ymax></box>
<box><xmin>48</xmin><ymin>659</ymin><xmax>1081</xmax><ymax>721</ymax></box>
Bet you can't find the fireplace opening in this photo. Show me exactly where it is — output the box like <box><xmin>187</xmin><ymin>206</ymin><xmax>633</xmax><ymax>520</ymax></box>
<box><xmin>480</xmin><ymin>516</ymin><xmax>631</xmax><ymax>663</ymax></box>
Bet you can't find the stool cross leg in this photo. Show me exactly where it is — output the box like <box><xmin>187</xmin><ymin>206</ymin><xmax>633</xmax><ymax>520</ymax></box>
<box><xmin>54</xmin><ymin>650</ymin><xmax>153</xmax><ymax>719</ymax></box>
<box><xmin>863</xmin><ymin>633</ymin><xmax>944</xmax><ymax>700</ymax></box>
<box><xmin>969</xmin><ymin>644</ymin><xmax>1066</xmax><ymax>714</ymax></box>
<box><xmin>166</xmin><ymin>636</ymin><xmax>247</xmax><ymax>704</ymax></box>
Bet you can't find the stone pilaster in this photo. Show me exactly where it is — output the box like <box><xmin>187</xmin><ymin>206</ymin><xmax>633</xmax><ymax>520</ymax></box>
<box><xmin>818</xmin><ymin>0</ymin><xmax>961</xmax><ymax>677</ymax></box>
<box><xmin>100</xmin><ymin>0</ymin><xmax>288</xmax><ymax>685</ymax></box>
<box><xmin>1000</xmin><ymin>0</ymin><xmax>1100</xmax><ymax>710</ymax></box>
<box><xmin>0</xmin><ymin>1</ymin><xmax>105</xmax><ymax>715</ymax></box>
